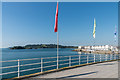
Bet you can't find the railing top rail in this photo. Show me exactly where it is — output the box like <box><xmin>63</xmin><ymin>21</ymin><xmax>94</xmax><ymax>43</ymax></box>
<box><xmin>59</xmin><ymin>55</ymin><xmax>87</xmax><ymax>58</ymax></box>
<box><xmin>0</xmin><ymin>65</ymin><xmax>18</xmax><ymax>69</ymax></box>
<box><xmin>0</xmin><ymin>54</ymin><xmax>108</xmax><ymax>63</ymax></box>
<box><xmin>0</xmin><ymin>55</ymin><xmax>72</xmax><ymax>62</ymax></box>
<box><xmin>20</xmin><ymin>58</ymin><xmax>41</xmax><ymax>61</ymax></box>
<box><xmin>43</xmin><ymin>56</ymin><xmax>57</xmax><ymax>59</ymax></box>
<box><xmin>0</xmin><ymin>60</ymin><xmax>18</xmax><ymax>63</ymax></box>
<box><xmin>0</xmin><ymin>58</ymin><xmax>41</xmax><ymax>63</ymax></box>
<box><xmin>0</xmin><ymin>56</ymin><xmax>57</xmax><ymax>62</ymax></box>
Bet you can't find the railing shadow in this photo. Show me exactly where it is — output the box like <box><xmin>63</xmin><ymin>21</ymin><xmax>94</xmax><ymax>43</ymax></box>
<box><xmin>58</xmin><ymin>71</ymin><xmax>98</xmax><ymax>78</ymax></box>
<box><xmin>96</xmin><ymin>63</ymin><xmax>116</xmax><ymax>66</ymax></box>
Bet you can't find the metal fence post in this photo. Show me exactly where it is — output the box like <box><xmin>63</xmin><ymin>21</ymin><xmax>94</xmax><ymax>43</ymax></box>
<box><xmin>18</xmin><ymin>59</ymin><xmax>20</xmax><ymax>78</ymax></box>
<box><xmin>106</xmin><ymin>54</ymin><xmax>107</xmax><ymax>61</ymax></box>
<box><xmin>94</xmin><ymin>54</ymin><xmax>95</xmax><ymax>63</ymax></box>
<box><xmin>87</xmin><ymin>55</ymin><xmax>89</xmax><ymax>64</ymax></box>
<box><xmin>69</xmin><ymin>56</ymin><xmax>71</xmax><ymax>67</ymax></box>
<box><xmin>100</xmin><ymin>54</ymin><xmax>101</xmax><ymax>62</ymax></box>
<box><xmin>41</xmin><ymin>58</ymin><xmax>43</xmax><ymax>72</ymax></box>
<box><xmin>79</xmin><ymin>54</ymin><xmax>81</xmax><ymax>65</ymax></box>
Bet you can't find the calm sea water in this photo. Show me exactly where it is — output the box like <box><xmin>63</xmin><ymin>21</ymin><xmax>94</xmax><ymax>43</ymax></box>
<box><xmin>1</xmin><ymin>48</ymin><xmax>116</xmax><ymax>79</ymax></box>
<box><xmin>2</xmin><ymin>48</ymin><xmax>78</xmax><ymax>61</ymax></box>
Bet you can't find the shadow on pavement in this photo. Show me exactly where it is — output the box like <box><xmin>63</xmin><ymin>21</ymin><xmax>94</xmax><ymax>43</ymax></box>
<box><xmin>58</xmin><ymin>71</ymin><xmax>98</xmax><ymax>78</ymax></box>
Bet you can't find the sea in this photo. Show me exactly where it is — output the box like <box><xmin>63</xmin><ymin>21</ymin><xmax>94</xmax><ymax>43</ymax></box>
<box><xmin>1</xmin><ymin>48</ymin><xmax>117</xmax><ymax>79</ymax></box>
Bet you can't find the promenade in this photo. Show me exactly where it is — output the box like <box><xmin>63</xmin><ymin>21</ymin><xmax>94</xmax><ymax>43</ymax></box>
<box><xmin>32</xmin><ymin>61</ymin><xmax>118</xmax><ymax>78</ymax></box>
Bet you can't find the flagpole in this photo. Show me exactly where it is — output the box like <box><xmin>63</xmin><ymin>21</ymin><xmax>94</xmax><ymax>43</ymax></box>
<box><xmin>54</xmin><ymin>1</ymin><xmax>59</xmax><ymax>69</ymax></box>
<box><xmin>57</xmin><ymin>1</ymin><xmax>59</xmax><ymax>69</ymax></box>
<box><xmin>57</xmin><ymin>31</ymin><xmax>59</xmax><ymax>69</ymax></box>
<box><xmin>93</xmin><ymin>39</ymin><xmax>95</xmax><ymax>46</ymax></box>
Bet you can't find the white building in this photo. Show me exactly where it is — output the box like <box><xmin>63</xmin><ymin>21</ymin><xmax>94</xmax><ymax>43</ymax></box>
<box><xmin>78</xmin><ymin>45</ymin><xmax>118</xmax><ymax>51</ymax></box>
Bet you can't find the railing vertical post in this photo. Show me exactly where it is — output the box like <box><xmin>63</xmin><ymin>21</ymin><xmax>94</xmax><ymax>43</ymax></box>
<box><xmin>41</xmin><ymin>58</ymin><xmax>43</xmax><ymax>73</ymax></box>
<box><xmin>79</xmin><ymin>54</ymin><xmax>81</xmax><ymax>65</ymax></box>
<box><xmin>87</xmin><ymin>55</ymin><xmax>89</xmax><ymax>64</ymax></box>
<box><xmin>69</xmin><ymin>56</ymin><xmax>71</xmax><ymax>67</ymax></box>
<box><xmin>106</xmin><ymin>54</ymin><xmax>107</xmax><ymax>61</ymax></box>
<box><xmin>100</xmin><ymin>54</ymin><xmax>101</xmax><ymax>62</ymax></box>
<box><xmin>94</xmin><ymin>54</ymin><xmax>95</xmax><ymax>63</ymax></box>
<box><xmin>18</xmin><ymin>59</ymin><xmax>20</xmax><ymax>78</ymax></box>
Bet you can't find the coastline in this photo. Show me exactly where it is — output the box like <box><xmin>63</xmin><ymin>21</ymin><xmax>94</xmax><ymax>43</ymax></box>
<box><xmin>9</xmin><ymin>44</ymin><xmax>78</xmax><ymax>50</ymax></box>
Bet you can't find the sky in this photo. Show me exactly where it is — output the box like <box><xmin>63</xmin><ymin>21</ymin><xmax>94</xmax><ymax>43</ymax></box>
<box><xmin>2</xmin><ymin>2</ymin><xmax>118</xmax><ymax>48</ymax></box>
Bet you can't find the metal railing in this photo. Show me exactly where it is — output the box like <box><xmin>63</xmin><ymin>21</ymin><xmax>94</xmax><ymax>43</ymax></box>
<box><xmin>0</xmin><ymin>53</ymin><xmax>119</xmax><ymax>79</ymax></box>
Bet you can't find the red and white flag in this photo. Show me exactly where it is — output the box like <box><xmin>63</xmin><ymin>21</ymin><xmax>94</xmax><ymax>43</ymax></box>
<box><xmin>54</xmin><ymin>2</ymin><xmax>58</xmax><ymax>32</ymax></box>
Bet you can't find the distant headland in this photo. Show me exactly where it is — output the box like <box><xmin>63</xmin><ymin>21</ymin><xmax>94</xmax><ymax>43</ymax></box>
<box><xmin>9</xmin><ymin>44</ymin><xmax>78</xmax><ymax>49</ymax></box>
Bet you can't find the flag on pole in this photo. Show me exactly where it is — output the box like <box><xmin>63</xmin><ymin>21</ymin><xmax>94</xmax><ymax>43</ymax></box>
<box><xmin>114</xmin><ymin>25</ymin><xmax>117</xmax><ymax>42</ymax></box>
<box><xmin>54</xmin><ymin>2</ymin><xmax>59</xmax><ymax>69</ymax></box>
<box><xmin>93</xmin><ymin>18</ymin><xmax>96</xmax><ymax>38</ymax></box>
<box><xmin>54</xmin><ymin>2</ymin><xmax>58</xmax><ymax>32</ymax></box>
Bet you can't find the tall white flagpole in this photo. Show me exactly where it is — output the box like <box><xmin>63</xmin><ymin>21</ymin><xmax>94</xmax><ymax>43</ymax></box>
<box><xmin>57</xmin><ymin>31</ymin><xmax>59</xmax><ymax>69</ymax></box>
<box><xmin>56</xmin><ymin>1</ymin><xmax>59</xmax><ymax>69</ymax></box>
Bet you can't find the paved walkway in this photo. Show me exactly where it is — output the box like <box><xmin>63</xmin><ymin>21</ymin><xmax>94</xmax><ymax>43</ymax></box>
<box><xmin>32</xmin><ymin>61</ymin><xmax>118</xmax><ymax>78</ymax></box>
